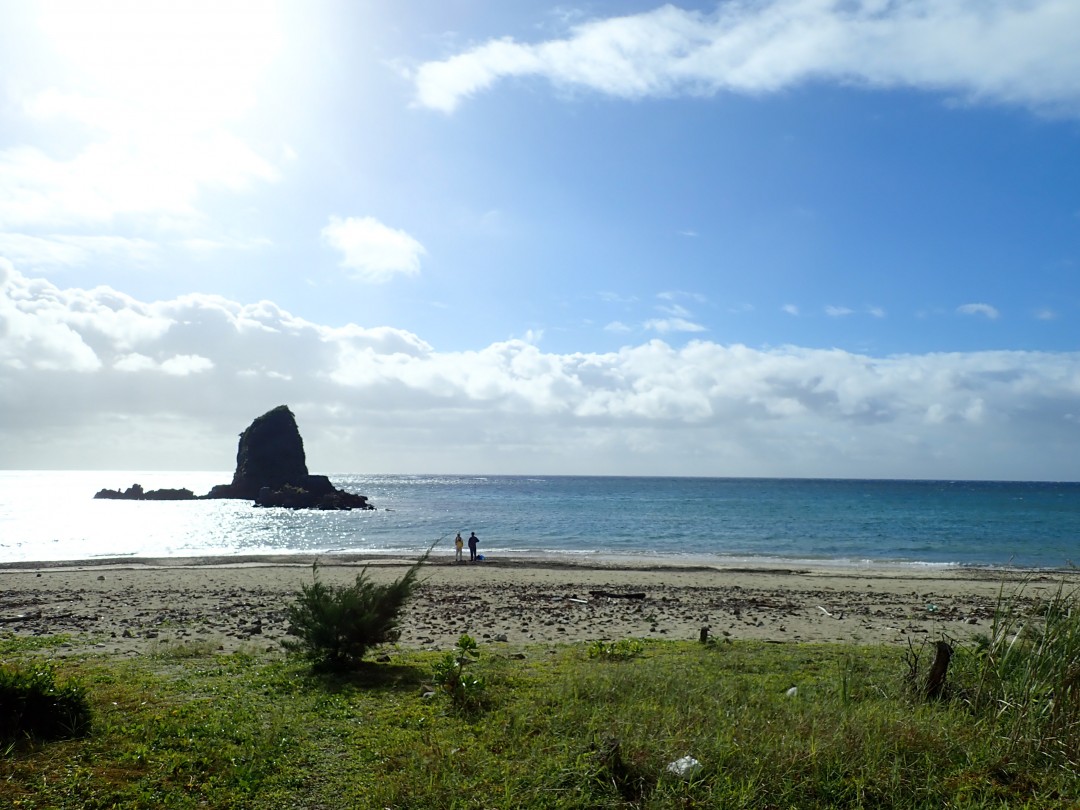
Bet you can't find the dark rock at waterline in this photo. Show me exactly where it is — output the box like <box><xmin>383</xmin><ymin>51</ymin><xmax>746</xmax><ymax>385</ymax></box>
<box><xmin>94</xmin><ymin>405</ymin><xmax>374</xmax><ymax>511</ymax></box>
<box><xmin>94</xmin><ymin>483</ymin><xmax>196</xmax><ymax>501</ymax></box>
<box><xmin>252</xmin><ymin>478</ymin><xmax>372</xmax><ymax>510</ymax></box>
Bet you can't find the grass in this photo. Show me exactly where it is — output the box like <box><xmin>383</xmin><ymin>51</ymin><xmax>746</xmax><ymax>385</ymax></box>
<box><xmin>1</xmin><ymin>592</ymin><xmax>1077</xmax><ymax>808</ymax></box>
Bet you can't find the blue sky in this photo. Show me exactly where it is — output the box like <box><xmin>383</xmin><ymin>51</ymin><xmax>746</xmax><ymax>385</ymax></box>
<box><xmin>1</xmin><ymin>0</ymin><xmax>1079</xmax><ymax>479</ymax></box>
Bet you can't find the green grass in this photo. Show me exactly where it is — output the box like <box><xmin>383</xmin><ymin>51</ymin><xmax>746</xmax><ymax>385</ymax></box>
<box><xmin>1</xmin><ymin>595</ymin><xmax>1077</xmax><ymax>808</ymax></box>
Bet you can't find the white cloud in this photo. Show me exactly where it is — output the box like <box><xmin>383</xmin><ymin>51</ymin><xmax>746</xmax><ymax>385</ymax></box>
<box><xmin>177</xmin><ymin>236</ymin><xmax>273</xmax><ymax>255</ymax></box>
<box><xmin>644</xmin><ymin>317</ymin><xmax>707</xmax><ymax>334</ymax></box>
<box><xmin>0</xmin><ymin>232</ymin><xmax>159</xmax><ymax>268</ymax></box>
<box><xmin>2</xmin><ymin>264</ymin><xmax>1079</xmax><ymax>479</ymax></box>
<box><xmin>598</xmin><ymin>291</ymin><xmax>639</xmax><ymax>305</ymax></box>
<box><xmin>0</xmin><ymin>108</ymin><xmax>278</xmax><ymax>231</ymax></box>
<box><xmin>1034</xmin><ymin>308</ymin><xmax>1057</xmax><ymax>320</ymax></box>
<box><xmin>825</xmin><ymin>305</ymin><xmax>854</xmax><ymax>317</ymax></box>
<box><xmin>868</xmin><ymin>306</ymin><xmax>886</xmax><ymax>318</ymax></box>
<box><xmin>160</xmin><ymin>354</ymin><xmax>215</xmax><ymax>376</ymax></box>
<box><xmin>658</xmin><ymin>303</ymin><xmax>693</xmax><ymax>318</ymax></box>
<box><xmin>957</xmin><ymin>302</ymin><xmax>1000</xmax><ymax>319</ymax></box>
<box><xmin>782</xmin><ymin>304</ymin><xmax>799</xmax><ymax>316</ymax></box>
<box><xmin>604</xmin><ymin>320</ymin><xmax>632</xmax><ymax>333</ymax></box>
<box><xmin>321</xmin><ymin>216</ymin><xmax>427</xmax><ymax>283</ymax></box>
<box><xmin>658</xmin><ymin>290</ymin><xmax>706</xmax><ymax>303</ymax></box>
<box><xmin>114</xmin><ymin>352</ymin><xmax>212</xmax><ymax>375</ymax></box>
<box><xmin>413</xmin><ymin>1</ymin><xmax>1080</xmax><ymax>115</ymax></box>
<box><xmin>0</xmin><ymin>2</ymin><xmax>281</xmax><ymax>236</ymax></box>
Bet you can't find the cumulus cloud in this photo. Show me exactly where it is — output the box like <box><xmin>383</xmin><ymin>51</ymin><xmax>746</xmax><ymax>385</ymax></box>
<box><xmin>957</xmin><ymin>302</ymin><xmax>1000</xmax><ymax>319</ymax></box>
<box><xmin>825</xmin><ymin>305</ymin><xmax>854</xmax><ymax>317</ymax></box>
<box><xmin>321</xmin><ymin>216</ymin><xmax>427</xmax><ymax>283</ymax></box>
<box><xmin>2</xmin><ymin>263</ymin><xmax>1079</xmax><ymax>479</ymax></box>
<box><xmin>413</xmin><ymin>1</ymin><xmax>1080</xmax><ymax>115</ymax></box>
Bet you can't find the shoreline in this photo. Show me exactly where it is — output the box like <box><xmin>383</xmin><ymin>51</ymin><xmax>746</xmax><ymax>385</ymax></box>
<box><xmin>1</xmin><ymin>549</ymin><xmax>1073</xmax><ymax>576</ymax></box>
<box><xmin>2</xmin><ymin>554</ymin><xmax>1076</xmax><ymax>658</ymax></box>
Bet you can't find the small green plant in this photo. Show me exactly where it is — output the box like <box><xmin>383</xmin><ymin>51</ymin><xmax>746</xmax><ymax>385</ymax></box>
<box><xmin>431</xmin><ymin>634</ymin><xmax>485</xmax><ymax>709</ymax></box>
<box><xmin>284</xmin><ymin>546</ymin><xmax>432</xmax><ymax>671</ymax></box>
<box><xmin>0</xmin><ymin>663</ymin><xmax>92</xmax><ymax>742</ymax></box>
<box><xmin>586</xmin><ymin>638</ymin><xmax>646</xmax><ymax>661</ymax></box>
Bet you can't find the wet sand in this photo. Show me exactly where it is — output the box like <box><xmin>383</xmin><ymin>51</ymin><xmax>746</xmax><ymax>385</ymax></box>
<box><xmin>1</xmin><ymin>554</ymin><xmax>1076</xmax><ymax>657</ymax></box>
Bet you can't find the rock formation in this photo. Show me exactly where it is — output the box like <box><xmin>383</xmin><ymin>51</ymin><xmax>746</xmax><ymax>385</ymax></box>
<box><xmin>94</xmin><ymin>405</ymin><xmax>373</xmax><ymax>510</ymax></box>
<box><xmin>94</xmin><ymin>483</ymin><xmax>196</xmax><ymax>500</ymax></box>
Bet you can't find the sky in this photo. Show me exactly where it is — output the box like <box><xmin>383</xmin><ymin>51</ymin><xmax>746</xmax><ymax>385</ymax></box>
<box><xmin>1</xmin><ymin>0</ymin><xmax>1079</xmax><ymax>481</ymax></box>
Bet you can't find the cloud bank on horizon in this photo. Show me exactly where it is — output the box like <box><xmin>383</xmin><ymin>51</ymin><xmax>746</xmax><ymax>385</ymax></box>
<box><xmin>1</xmin><ymin>0</ymin><xmax>1078</xmax><ymax>480</ymax></box>
<box><xmin>3</xmin><ymin>260</ymin><xmax>1078</xmax><ymax>480</ymax></box>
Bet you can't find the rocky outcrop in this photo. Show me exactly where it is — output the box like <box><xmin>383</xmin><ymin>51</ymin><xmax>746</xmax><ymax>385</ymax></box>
<box><xmin>205</xmin><ymin>406</ymin><xmax>373</xmax><ymax>510</ymax></box>
<box><xmin>206</xmin><ymin>405</ymin><xmax>313</xmax><ymax>500</ymax></box>
<box><xmin>94</xmin><ymin>484</ymin><xmax>196</xmax><ymax>501</ymax></box>
<box><xmin>94</xmin><ymin>406</ymin><xmax>373</xmax><ymax>510</ymax></box>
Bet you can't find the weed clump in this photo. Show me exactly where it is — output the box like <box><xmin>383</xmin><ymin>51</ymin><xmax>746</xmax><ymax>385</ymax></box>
<box><xmin>0</xmin><ymin>663</ymin><xmax>91</xmax><ymax>742</ymax></box>
<box><xmin>953</xmin><ymin>583</ymin><xmax>1080</xmax><ymax>769</ymax></box>
<box><xmin>586</xmin><ymin>638</ymin><xmax>645</xmax><ymax>661</ymax></box>
<box><xmin>284</xmin><ymin>548</ymin><xmax>430</xmax><ymax>671</ymax></box>
<box><xmin>431</xmin><ymin>634</ymin><xmax>485</xmax><ymax>710</ymax></box>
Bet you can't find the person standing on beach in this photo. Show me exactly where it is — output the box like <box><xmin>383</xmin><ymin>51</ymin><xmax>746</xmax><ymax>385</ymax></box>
<box><xmin>468</xmin><ymin>531</ymin><xmax>479</xmax><ymax>562</ymax></box>
<box><xmin>454</xmin><ymin>533</ymin><xmax>464</xmax><ymax>562</ymax></box>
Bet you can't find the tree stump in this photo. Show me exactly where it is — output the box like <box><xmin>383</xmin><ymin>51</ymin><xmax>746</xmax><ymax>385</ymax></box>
<box><xmin>925</xmin><ymin>640</ymin><xmax>953</xmax><ymax>700</ymax></box>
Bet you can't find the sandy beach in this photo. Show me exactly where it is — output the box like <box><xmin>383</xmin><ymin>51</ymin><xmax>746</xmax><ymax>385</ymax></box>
<box><xmin>1</xmin><ymin>554</ymin><xmax>1076</xmax><ymax>657</ymax></box>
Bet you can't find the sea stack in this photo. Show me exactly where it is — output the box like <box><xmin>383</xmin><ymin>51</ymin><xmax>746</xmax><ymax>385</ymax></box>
<box><xmin>95</xmin><ymin>405</ymin><xmax>373</xmax><ymax>509</ymax></box>
<box><xmin>213</xmin><ymin>404</ymin><xmax>312</xmax><ymax>499</ymax></box>
<box><xmin>205</xmin><ymin>405</ymin><xmax>373</xmax><ymax>510</ymax></box>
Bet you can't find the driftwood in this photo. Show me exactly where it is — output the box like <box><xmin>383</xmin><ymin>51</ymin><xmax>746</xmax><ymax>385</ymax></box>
<box><xmin>589</xmin><ymin>591</ymin><xmax>646</xmax><ymax>600</ymax></box>
<box><xmin>0</xmin><ymin>611</ymin><xmax>74</xmax><ymax>624</ymax></box>
<box><xmin>925</xmin><ymin>640</ymin><xmax>953</xmax><ymax>700</ymax></box>
<box><xmin>0</xmin><ymin>612</ymin><xmax>42</xmax><ymax>624</ymax></box>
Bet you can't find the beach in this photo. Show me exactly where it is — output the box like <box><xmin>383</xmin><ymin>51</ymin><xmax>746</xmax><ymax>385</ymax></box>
<box><xmin>3</xmin><ymin>555</ymin><xmax>1076</xmax><ymax>657</ymax></box>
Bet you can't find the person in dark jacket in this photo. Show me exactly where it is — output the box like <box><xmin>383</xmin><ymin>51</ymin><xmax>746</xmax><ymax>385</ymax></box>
<box><xmin>467</xmin><ymin>531</ymin><xmax>479</xmax><ymax>561</ymax></box>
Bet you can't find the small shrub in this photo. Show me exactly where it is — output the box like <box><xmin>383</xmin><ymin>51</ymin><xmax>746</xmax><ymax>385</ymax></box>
<box><xmin>0</xmin><ymin>663</ymin><xmax>92</xmax><ymax>742</ymax></box>
<box><xmin>431</xmin><ymin>634</ymin><xmax>485</xmax><ymax>709</ymax></box>
<box><xmin>587</xmin><ymin>638</ymin><xmax>645</xmax><ymax>661</ymax></box>
<box><xmin>284</xmin><ymin>547</ymin><xmax>431</xmax><ymax>671</ymax></box>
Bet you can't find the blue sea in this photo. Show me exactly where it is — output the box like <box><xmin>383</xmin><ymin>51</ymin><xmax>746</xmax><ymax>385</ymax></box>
<box><xmin>0</xmin><ymin>471</ymin><xmax>1078</xmax><ymax>568</ymax></box>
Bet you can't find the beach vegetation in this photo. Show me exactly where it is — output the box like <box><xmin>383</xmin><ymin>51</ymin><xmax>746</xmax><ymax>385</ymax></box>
<box><xmin>431</xmin><ymin>633</ymin><xmax>486</xmax><ymax>710</ymax></box>
<box><xmin>0</xmin><ymin>663</ymin><xmax>91</xmax><ymax>743</ymax></box>
<box><xmin>0</xmin><ymin>633</ymin><xmax>75</xmax><ymax>654</ymax></box>
<box><xmin>2</xmin><ymin>589</ymin><xmax>1078</xmax><ymax>808</ymax></box>
<box><xmin>586</xmin><ymin>638</ymin><xmax>646</xmax><ymax>660</ymax></box>
<box><xmin>950</xmin><ymin>582</ymin><xmax>1080</xmax><ymax>769</ymax></box>
<box><xmin>150</xmin><ymin>639</ymin><xmax>221</xmax><ymax>659</ymax></box>
<box><xmin>283</xmin><ymin>548</ymin><xmax>431</xmax><ymax>671</ymax></box>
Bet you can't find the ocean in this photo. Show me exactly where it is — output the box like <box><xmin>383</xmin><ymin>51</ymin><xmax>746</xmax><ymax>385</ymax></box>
<box><xmin>1</xmin><ymin>471</ymin><xmax>1078</xmax><ymax>568</ymax></box>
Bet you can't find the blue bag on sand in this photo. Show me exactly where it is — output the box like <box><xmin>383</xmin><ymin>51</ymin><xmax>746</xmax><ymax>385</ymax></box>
<box><xmin>476</xmin><ymin>554</ymin><xmax>484</xmax><ymax>561</ymax></box>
